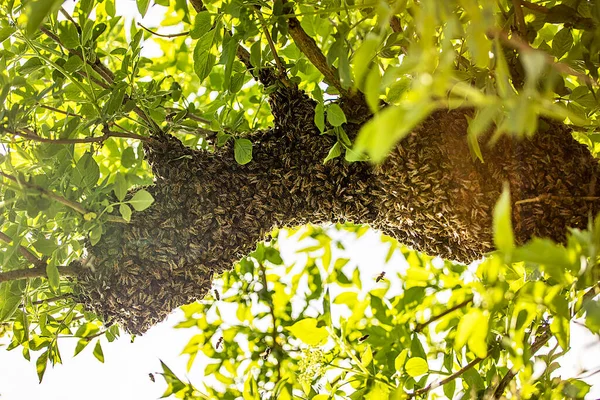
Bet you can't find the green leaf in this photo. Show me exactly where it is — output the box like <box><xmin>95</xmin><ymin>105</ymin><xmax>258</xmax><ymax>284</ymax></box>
<box><xmin>286</xmin><ymin>318</ymin><xmax>328</xmax><ymax>346</ymax></box>
<box><xmin>0</xmin><ymin>281</ymin><xmax>24</xmax><ymax>321</ymax></box>
<box><xmin>361</xmin><ymin>345</ymin><xmax>373</xmax><ymax>367</ymax></box>
<box><xmin>136</xmin><ymin>0</ymin><xmax>150</xmax><ymax>17</ymax></box>
<box><xmin>26</xmin><ymin>0</ymin><xmax>64</xmax><ymax>35</ymax></box>
<box><xmin>36</xmin><ymin>350</ymin><xmax>49</xmax><ymax>382</ymax></box>
<box><xmin>74</xmin><ymin>338</ymin><xmax>90</xmax><ymax>357</ymax></box>
<box><xmin>33</xmin><ymin>237</ymin><xmax>57</xmax><ymax>256</ymax></box>
<box><xmin>190</xmin><ymin>11</ymin><xmax>212</xmax><ymax>39</ymax></box>
<box><xmin>314</xmin><ymin>103</ymin><xmax>325</xmax><ymax>132</ymax></box>
<box><xmin>234</xmin><ymin>138</ymin><xmax>253</xmax><ymax>165</ymax></box>
<box><xmin>355</xmin><ymin>102</ymin><xmax>435</xmax><ymax>162</ymax></box>
<box><xmin>394</xmin><ymin>349</ymin><xmax>408</xmax><ymax>372</ymax></box>
<box><xmin>454</xmin><ymin>308</ymin><xmax>488</xmax><ymax>358</ymax></box>
<box><xmin>353</xmin><ymin>32</ymin><xmax>380</xmax><ymax>86</ymax></box>
<box><xmin>405</xmin><ymin>357</ymin><xmax>428</xmax><ymax>378</ymax></box>
<box><xmin>119</xmin><ymin>203</ymin><xmax>132</xmax><ymax>222</ymax></box>
<box><xmin>552</xmin><ymin>28</ymin><xmax>573</xmax><ymax>59</ymax></box>
<box><xmin>113</xmin><ymin>173</ymin><xmax>127</xmax><ymax>202</ymax></box>
<box><xmin>121</xmin><ymin>147</ymin><xmax>136</xmax><ymax>168</ymax></box>
<box><xmin>72</xmin><ymin>153</ymin><xmax>100</xmax><ymax>189</ymax></box>
<box><xmin>193</xmin><ymin>28</ymin><xmax>218</xmax><ymax>82</ymax></box>
<box><xmin>93</xmin><ymin>340</ymin><xmax>105</xmax><ymax>363</ymax></box>
<box><xmin>59</xmin><ymin>24</ymin><xmax>79</xmax><ymax>49</ymax></box>
<box><xmin>128</xmin><ymin>189</ymin><xmax>155</xmax><ymax>211</ymax></box>
<box><xmin>324</xmin><ymin>142</ymin><xmax>341</xmax><ymax>163</ymax></box>
<box><xmin>584</xmin><ymin>299</ymin><xmax>600</xmax><ymax>334</ymax></box>
<box><xmin>46</xmin><ymin>264</ymin><xmax>60</xmax><ymax>290</ymax></box>
<box><xmin>327</xmin><ymin>104</ymin><xmax>347</xmax><ymax>127</ymax></box>
<box><xmin>493</xmin><ymin>185</ymin><xmax>514</xmax><ymax>253</ymax></box>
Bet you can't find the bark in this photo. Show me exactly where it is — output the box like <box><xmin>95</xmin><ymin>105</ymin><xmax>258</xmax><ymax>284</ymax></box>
<box><xmin>72</xmin><ymin>87</ymin><xmax>599</xmax><ymax>334</ymax></box>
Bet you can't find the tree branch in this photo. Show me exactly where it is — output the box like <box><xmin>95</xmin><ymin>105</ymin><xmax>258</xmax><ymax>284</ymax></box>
<box><xmin>37</xmin><ymin>104</ymin><xmax>82</xmax><ymax>118</ymax></box>
<box><xmin>0</xmin><ymin>264</ymin><xmax>78</xmax><ymax>283</ymax></box>
<box><xmin>138</xmin><ymin>23</ymin><xmax>189</xmax><ymax>38</ymax></box>
<box><xmin>409</xmin><ymin>356</ymin><xmax>484</xmax><ymax>398</ymax></box>
<box><xmin>515</xmin><ymin>194</ymin><xmax>600</xmax><ymax>206</ymax></box>
<box><xmin>0</xmin><ymin>171</ymin><xmax>88</xmax><ymax>215</ymax></box>
<box><xmin>4</xmin><ymin>127</ymin><xmax>150</xmax><ymax>145</ymax></box>
<box><xmin>0</xmin><ymin>232</ymin><xmax>44</xmax><ymax>267</ymax></box>
<box><xmin>521</xmin><ymin>0</ymin><xmax>549</xmax><ymax>14</ymax></box>
<box><xmin>286</xmin><ymin>16</ymin><xmax>347</xmax><ymax>95</ymax></box>
<box><xmin>415</xmin><ymin>297</ymin><xmax>474</xmax><ymax>333</ymax></box>
<box><xmin>254</xmin><ymin>10</ymin><xmax>291</xmax><ymax>87</ymax></box>
<box><xmin>512</xmin><ymin>0</ymin><xmax>527</xmax><ymax>38</ymax></box>
<box><xmin>489</xmin><ymin>28</ymin><xmax>598</xmax><ymax>86</ymax></box>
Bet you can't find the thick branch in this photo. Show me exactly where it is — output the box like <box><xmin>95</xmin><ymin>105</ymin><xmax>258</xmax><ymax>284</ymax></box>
<box><xmin>0</xmin><ymin>265</ymin><xmax>77</xmax><ymax>283</ymax></box>
<box><xmin>286</xmin><ymin>16</ymin><xmax>347</xmax><ymax>95</ymax></box>
<box><xmin>0</xmin><ymin>232</ymin><xmax>44</xmax><ymax>267</ymax></box>
<box><xmin>521</xmin><ymin>0</ymin><xmax>549</xmax><ymax>14</ymax></box>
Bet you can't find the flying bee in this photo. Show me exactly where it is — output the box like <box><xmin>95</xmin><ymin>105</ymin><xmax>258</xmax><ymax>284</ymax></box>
<box><xmin>149</xmin><ymin>373</ymin><xmax>155</xmax><ymax>382</ymax></box>
<box><xmin>358</xmin><ymin>334</ymin><xmax>369</xmax><ymax>342</ymax></box>
<box><xmin>260</xmin><ymin>347</ymin><xmax>272</xmax><ymax>360</ymax></box>
<box><xmin>214</xmin><ymin>289</ymin><xmax>220</xmax><ymax>301</ymax></box>
<box><xmin>216</xmin><ymin>336</ymin><xmax>224</xmax><ymax>349</ymax></box>
<box><xmin>376</xmin><ymin>271</ymin><xmax>386</xmax><ymax>283</ymax></box>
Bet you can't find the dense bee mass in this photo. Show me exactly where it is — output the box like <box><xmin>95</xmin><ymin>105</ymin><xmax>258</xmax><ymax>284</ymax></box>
<box><xmin>74</xmin><ymin>86</ymin><xmax>599</xmax><ymax>334</ymax></box>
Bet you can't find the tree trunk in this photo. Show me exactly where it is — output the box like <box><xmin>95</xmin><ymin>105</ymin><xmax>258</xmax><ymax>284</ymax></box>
<box><xmin>73</xmin><ymin>87</ymin><xmax>599</xmax><ymax>334</ymax></box>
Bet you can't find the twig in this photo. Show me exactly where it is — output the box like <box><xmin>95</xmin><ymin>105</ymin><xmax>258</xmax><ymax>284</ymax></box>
<box><xmin>390</xmin><ymin>16</ymin><xmax>402</xmax><ymax>33</ymax></box>
<box><xmin>59</xmin><ymin>7</ymin><xmax>81</xmax><ymax>32</ymax></box>
<box><xmin>0</xmin><ymin>264</ymin><xmax>78</xmax><ymax>283</ymax></box>
<box><xmin>258</xmin><ymin>262</ymin><xmax>282</xmax><ymax>380</ymax></box>
<box><xmin>512</xmin><ymin>0</ymin><xmax>527</xmax><ymax>38</ymax></box>
<box><xmin>138</xmin><ymin>23</ymin><xmax>189</xmax><ymax>38</ymax></box>
<box><xmin>489</xmin><ymin>28</ymin><xmax>598</xmax><ymax>86</ymax></box>
<box><xmin>4</xmin><ymin>127</ymin><xmax>150</xmax><ymax>145</ymax></box>
<box><xmin>409</xmin><ymin>357</ymin><xmax>484</xmax><ymax>397</ymax></box>
<box><xmin>0</xmin><ymin>232</ymin><xmax>44</xmax><ymax>267</ymax></box>
<box><xmin>165</xmin><ymin>108</ymin><xmax>212</xmax><ymax>124</ymax></box>
<box><xmin>32</xmin><ymin>294</ymin><xmax>73</xmax><ymax>305</ymax></box>
<box><xmin>515</xmin><ymin>194</ymin><xmax>600</xmax><ymax>206</ymax></box>
<box><xmin>0</xmin><ymin>171</ymin><xmax>88</xmax><ymax>215</ymax></box>
<box><xmin>254</xmin><ymin>10</ymin><xmax>291</xmax><ymax>87</ymax></box>
<box><xmin>415</xmin><ymin>297</ymin><xmax>474</xmax><ymax>332</ymax></box>
<box><xmin>492</xmin><ymin>325</ymin><xmax>552</xmax><ymax>398</ymax></box>
<box><xmin>37</xmin><ymin>104</ymin><xmax>82</xmax><ymax>118</ymax></box>
<box><xmin>189</xmin><ymin>0</ymin><xmax>206</xmax><ymax>12</ymax></box>
<box><xmin>521</xmin><ymin>0</ymin><xmax>549</xmax><ymax>14</ymax></box>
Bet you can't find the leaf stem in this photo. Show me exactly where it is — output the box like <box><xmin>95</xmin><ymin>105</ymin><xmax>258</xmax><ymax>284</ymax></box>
<box><xmin>138</xmin><ymin>23</ymin><xmax>189</xmax><ymax>38</ymax></box>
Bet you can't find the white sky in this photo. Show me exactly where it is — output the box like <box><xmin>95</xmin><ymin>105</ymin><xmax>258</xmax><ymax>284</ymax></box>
<box><xmin>0</xmin><ymin>1</ymin><xmax>598</xmax><ymax>399</ymax></box>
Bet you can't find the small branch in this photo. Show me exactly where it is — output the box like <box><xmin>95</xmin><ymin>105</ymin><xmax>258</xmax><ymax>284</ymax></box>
<box><xmin>512</xmin><ymin>0</ymin><xmax>527</xmax><ymax>38</ymax></box>
<box><xmin>4</xmin><ymin>127</ymin><xmax>150</xmax><ymax>145</ymax></box>
<box><xmin>286</xmin><ymin>16</ymin><xmax>347</xmax><ymax>95</ymax></box>
<box><xmin>0</xmin><ymin>232</ymin><xmax>44</xmax><ymax>267</ymax></box>
<box><xmin>521</xmin><ymin>0</ymin><xmax>549</xmax><ymax>14</ymax></box>
<box><xmin>32</xmin><ymin>294</ymin><xmax>73</xmax><ymax>305</ymax></box>
<box><xmin>254</xmin><ymin>10</ymin><xmax>291</xmax><ymax>87</ymax></box>
<box><xmin>189</xmin><ymin>0</ymin><xmax>206</xmax><ymax>12</ymax></box>
<box><xmin>0</xmin><ymin>171</ymin><xmax>88</xmax><ymax>215</ymax></box>
<box><xmin>138</xmin><ymin>23</ymin><xmax>189</xmax><ymax>38</ymax></box>
<box><xmin>490</xmin><ymin>28</ymin><xmax>598</xmax><ymax>86</ymax></box>
<box><xmin>0</xmin><ymin>264</ymin><xmax>78</xmax><ymax>283</ymax></box>
<box><xmin>165</xmin><ymin>108</ymin><xmax>212</xmax><ymax>124</ymax></box>
<box><xmin>492</xmin><ymin>325</ymin><xmax>551</xmax><ymax>398</ymax></box>
<box><xmin>258</xmin><ymin>262</ymin><xmax>282</xmax><ymax>380</ymax></box>
<box><xmin>515</xmin><ymin>194</ymin><xmax>600</xmax><ymax>206</ymax></box>
<box><xmin>415</xmin><ymin>297</ymin><xmax>474</xmax><ymax>333</ymax></box>
<box><xmin>409</xmin><ymin>357</ymin><xmax>484</xmax><ymax>398</ymax></box>
<box><xmin>59</xmin><ymin>7</ymin><xmax>80</xmax><ymax>31</ymax></box>
<box><xmin>390</xmin><ymin>16</ymin><xmax>402</xmax><ymax>33</ymax></box>
<box><xmin>37</xmin><ymin>104</ymin><xmax>82</xmax><ymax>118</ymax></box>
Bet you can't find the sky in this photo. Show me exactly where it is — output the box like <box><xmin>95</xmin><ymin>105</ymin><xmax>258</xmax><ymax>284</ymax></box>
<box><xmin>0</xmin><ymin>1</ymin><xmax>599</xmax><ymax>399</ymax></box>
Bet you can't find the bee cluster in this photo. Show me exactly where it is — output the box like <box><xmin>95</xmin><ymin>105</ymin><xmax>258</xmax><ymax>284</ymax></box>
<box><xmin>73</xmin><ymin>85</ymin><xmax>599</xmax><ymax>334</ymax></box>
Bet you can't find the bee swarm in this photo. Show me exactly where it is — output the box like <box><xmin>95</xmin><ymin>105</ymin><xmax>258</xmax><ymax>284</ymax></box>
<box><xmin>74</xmin><ymin>86</ymin><xmax>599</xmax><ymax>334</ymax></box>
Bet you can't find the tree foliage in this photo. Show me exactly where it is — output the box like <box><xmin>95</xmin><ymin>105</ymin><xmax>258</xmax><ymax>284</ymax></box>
<box><xmin>1</xmin><ymin>0</ymin><xmax>600</xmax><ymax>399</ymax></box>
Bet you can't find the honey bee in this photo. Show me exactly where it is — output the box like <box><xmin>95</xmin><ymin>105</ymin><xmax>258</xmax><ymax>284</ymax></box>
<box><xmin>149</xmin><ymin>373</ymin><xmax>155</xmax><ymax>382</ymax></box>
<box><xmin>376</xmin><ymin>271</ymin><xmax>386</xmax><ymax>283</ymax></box>
<box><xmin>214</xmin><ymin>289</ymin><xmax>220</xmax><ymax>301</ymax></box>
<box><xmin>216</xmin><ymin>336</ymin><xmax>224</xmax><ymax>349</ymax></box>
<box><xmin>260</xmin><ymin>347</ymin><xmax>272</xmax><ymax>360</ymax></box>
<box><xmin>358</xmin><ymin>334</ymin><xmax>369</xmax><ymax>342</ymax></box>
